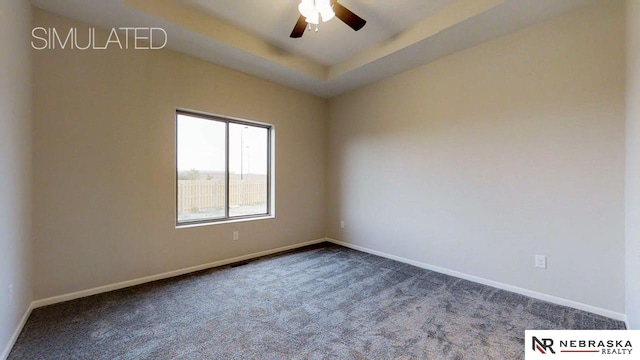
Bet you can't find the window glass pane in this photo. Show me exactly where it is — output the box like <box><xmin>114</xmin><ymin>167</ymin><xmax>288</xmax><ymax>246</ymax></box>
<box><xmin>177</xmin><ymin>114</ymin><xmax>226</xmax><ymax>222</ymax></box>
<box><xmin>229</xmin><ymin>123</ymin><xmax>268</xmax><ymax>217</ymax></box>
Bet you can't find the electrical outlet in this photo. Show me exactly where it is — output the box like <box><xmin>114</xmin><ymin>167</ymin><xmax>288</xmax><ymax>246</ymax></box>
<box><xmin>340</xmin><ymin>220</ymin><xmax>345</xmax><ymax>229</ymax></box>
<box><xmin>535</xmin><ymin>255</ymin><xmax>547</xmax><ymax>269</ymax></box>
<box><xmin>233</xmin><ymin>231</ymin><xmax>239</xmax><ymax>241</ymax></box>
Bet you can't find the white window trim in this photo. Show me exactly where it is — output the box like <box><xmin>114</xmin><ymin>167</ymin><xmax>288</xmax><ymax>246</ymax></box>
<box><xmin>175</xmin><ymin>109</ymin><xmax>275</xmax><ymax>227</ymax></box>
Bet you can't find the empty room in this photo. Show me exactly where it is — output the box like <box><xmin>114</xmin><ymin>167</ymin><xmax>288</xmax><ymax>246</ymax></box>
<box><xmin>2</xmin><ymin>0</ymin><xmax>640</xmax><ymax>358</ymax></box>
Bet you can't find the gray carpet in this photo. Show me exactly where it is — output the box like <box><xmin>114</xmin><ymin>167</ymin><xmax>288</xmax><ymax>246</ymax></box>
<box><xmin>9</xmin><ymin>243</ymin><xmax>625</xmax><ymax>359</ymax></box>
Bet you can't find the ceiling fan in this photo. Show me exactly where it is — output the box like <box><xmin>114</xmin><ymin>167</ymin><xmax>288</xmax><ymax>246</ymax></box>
<box><xmin>290</xmin><ymin>0</ymin><xmax>366</xmax><ymax>38</ymax></box>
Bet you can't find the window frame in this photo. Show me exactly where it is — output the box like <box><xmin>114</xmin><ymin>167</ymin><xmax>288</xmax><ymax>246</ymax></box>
<box><xmin>175</xmin><ymin>109</ymin><xmax>273</xmax><ymax>227</ymax></box>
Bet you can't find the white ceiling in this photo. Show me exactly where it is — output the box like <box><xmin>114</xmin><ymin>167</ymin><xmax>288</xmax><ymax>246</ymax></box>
<box><xmin>186</xmin><ymin>0</ymin><xmax>458</xmax><ymax>66</ymax></box>
<box><xmin>30</xmin><ymin>0</ymin><xmax>596</xmax><ymax>98</ymax></box>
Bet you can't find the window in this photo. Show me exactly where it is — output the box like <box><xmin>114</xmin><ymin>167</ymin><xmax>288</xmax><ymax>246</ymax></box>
<box><xmin>176</xmin><ymin>110</ymin><xmax>272</xmax><ymax>225</ymax></box>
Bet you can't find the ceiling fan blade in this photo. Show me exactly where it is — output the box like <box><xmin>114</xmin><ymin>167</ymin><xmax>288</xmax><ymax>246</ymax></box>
<box><xmin>333</xmin><ymin>2</ymin><xmax>366</xmax><ymax>31</ymax></box>
<box><xmin>290</xmin><ymin>15</ymin><xmax>307</xmax><ymax>38</ymax></box>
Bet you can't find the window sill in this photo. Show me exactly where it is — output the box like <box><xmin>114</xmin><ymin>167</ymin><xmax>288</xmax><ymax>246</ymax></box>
<box><xmin>175</xmin><ymin>215</ymin><xmax>275</xmax><ymax>229</ymax></box>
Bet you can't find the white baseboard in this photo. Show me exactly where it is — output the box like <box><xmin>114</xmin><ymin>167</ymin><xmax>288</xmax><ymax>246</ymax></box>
<box><xmin>2</xmin><ymin>302</ymin><xmax>35</xmax><ymax>360</ymax></box>
<box><xmin>327</xmin><ymin>238</ymin><xmax>627</xmax><ymax>322</ymax></box>
<box><xmin>3</xmin><ymin>239</ymin><xmax>327</xmax><ymax>358</ymax></box>
<box><xmin>32</xmin><ymin>238</ymin><xmax>327</xmax><ymax>309</ymax></box>
<box><xmin>4</xmin><ymin>236</ymin><xmax>628</xmax><ymax>359</ymax></box>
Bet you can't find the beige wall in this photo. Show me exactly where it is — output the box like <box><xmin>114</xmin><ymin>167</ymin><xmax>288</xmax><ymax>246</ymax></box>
<box><xmin>626</xmin><ymin>0</ymin><xmax>640</xmax><ymax>330</ymax></box>
<box><xmin>327</xmin><ymin>0</ymin><xmax>625</xmax><ymax>313</ymax></box>
<box><xmin>0</xmin><ymin>0</ymin><xmax>32</xmax><ymax>356</ymax></box>
<box><xmin>32</xmin><ymin>9</ymin><xmax>327</xmax><ymax>299</ymax></box>
<box><xmin>25</xmin><ymin>0</ymin><xmax>634</xmax><ymax>322</ymax></box>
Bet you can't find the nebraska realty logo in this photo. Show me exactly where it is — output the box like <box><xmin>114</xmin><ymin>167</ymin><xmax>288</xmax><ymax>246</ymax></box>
<box><xmin>31</xmin><ymin>27</ymin><xmax>167</xmax><ymax>50</ymax></box>
<box><xmin>525</xmin><ymin>330</ymin><xmax>640</xmax><ymax>359</ymax></box>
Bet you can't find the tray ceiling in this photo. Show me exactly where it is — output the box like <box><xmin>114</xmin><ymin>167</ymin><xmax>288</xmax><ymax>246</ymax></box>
<box><xmin>30</xmin><ymin>0</ymin><xmax>596</xmax><ymax>98</ymax></box>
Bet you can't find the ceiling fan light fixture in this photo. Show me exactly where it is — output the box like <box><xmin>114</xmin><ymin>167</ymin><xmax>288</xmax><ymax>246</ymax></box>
<box><xmin>316</xmin><ymin>0</ymin><xmax>335</xmax><ymax>22</ymax></box>
<box><xmin>320</xmin><ymin>8</ymin><xmax>335</xmax><ymax>22</ymax></box>
<box><xmin>298</xmin><ymin>0</ymin><xmax>315</xmax><ymax>19</ymax></box>
<box><xmin>290</xmin><ymin>0</ymin><xmax>365</xmax><ymax>38</ymax></box>
<box><xmin>305</xmin><ymin>12</ymin><xmax>319</xmax><ymax>25</ymax></box>
<box><xmin>298</xmin><ymin>0</ymin><xmax>334</xmax><ymax>24</ymax></box>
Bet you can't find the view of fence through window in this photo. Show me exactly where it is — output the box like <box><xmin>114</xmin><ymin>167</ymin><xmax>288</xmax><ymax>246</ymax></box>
<box><xmin>176</xmin><ymin>112</ymin><xmax>269</xmax><ymax>223</ymax></box>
